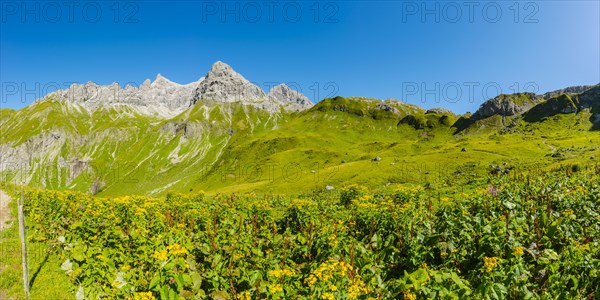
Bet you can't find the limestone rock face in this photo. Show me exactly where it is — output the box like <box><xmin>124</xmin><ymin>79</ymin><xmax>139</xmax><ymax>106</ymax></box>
<box><xmin>39</xmin><ymin>61</ymin><xmax>313</xmax><ymax>117</ymax></box>
<box><xmin>472</xmin><ymin>93</ymin><xmax>541</xmax><ymax>120</ymax></box>
<box><xmin>46</xmin><ymin>74</ymin><xmax>203</xmax><ymax>118</ymax></box>
<box><xmin>267</xmin><ymin>84</ymin><xmax>313</xmax><ymax>112</ymax></box>
<box><xmin>542</xmin><ymin>85</ymin><xmax>597</xmax><ymax>100</ymax></box>
<box><xmin>194</xmin><ymin>61</ymin><xmax>266</xmax><ymax>105</ymax></box>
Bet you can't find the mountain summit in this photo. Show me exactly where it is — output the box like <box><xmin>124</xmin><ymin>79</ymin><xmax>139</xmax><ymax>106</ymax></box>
<box><xmin>193</xmin><ymin>61</ymin><xmax>313</xmax><ymax>112</ymax></box>
<box><xmin>40</xmin><ymin>61</ymin><xmax>313</xmax><ymax>118</ymax></box>
<box><xmin>193</xmin><ymin>61</ymin><xmax>267</xmax><ymax>105</ymax></box>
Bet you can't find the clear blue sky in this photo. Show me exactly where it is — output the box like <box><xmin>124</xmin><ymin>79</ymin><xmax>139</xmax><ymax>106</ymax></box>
<box><xmin>1</xmin><ymin>1</ymin><xmax>599</xmax><ymax>113</ymax></box>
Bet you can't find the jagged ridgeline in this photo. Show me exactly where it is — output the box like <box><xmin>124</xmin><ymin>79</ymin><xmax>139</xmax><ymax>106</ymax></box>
<box><xmin>0</xmin><ymin>62</ymin><xmax>599</xmax><ymax>196</ymax></box>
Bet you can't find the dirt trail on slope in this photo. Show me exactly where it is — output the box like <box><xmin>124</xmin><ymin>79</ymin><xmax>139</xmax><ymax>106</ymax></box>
<box><xmin>0</xmin><ymin>189</ymin><xmax>12</xmax><ymax>231</ymax></box>
<box><xmin>0</xmin><ymin>189</ymin><xmax>13</xmax><ymax>299</ymax></box>
<box><xmin>542</xmin><ymin>139</ymin><xmax>556</xmax><ymax>152</ymax></box>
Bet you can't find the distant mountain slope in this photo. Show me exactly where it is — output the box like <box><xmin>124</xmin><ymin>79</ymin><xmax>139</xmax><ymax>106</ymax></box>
<box><xmin>454</xmin><ymin>84</ymin><xmax>600</xmax><ymax>133</ymax></box>
<box><xmin>542</xmin><ymin>85</ymin><xmax>597</xmax><ymax>99</ymax></box>
<box><xmin>0</xmin><ymin>63</ymin><xmax>598</xmax><ymax>195</ymax></box>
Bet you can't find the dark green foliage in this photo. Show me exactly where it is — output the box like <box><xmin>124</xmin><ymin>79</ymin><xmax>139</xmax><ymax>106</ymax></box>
<box><xmin>524</xmin><ymin>94</ymin><xmax>578</xmax><ymax>122</ymax></box>
<box><xmin>399</xmin><ymin>114</ymin><xmax>429</xmax><ymax>129</ymax></box>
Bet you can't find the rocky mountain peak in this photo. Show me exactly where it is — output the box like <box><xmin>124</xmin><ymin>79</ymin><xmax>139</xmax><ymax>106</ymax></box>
<box><xmin>210</xmin><ymin>61</ymin><xmax>233</xmax><ymax>73</ymax></box>
<box><xmin>192</xmin><ymin>62</ymin><xmax>313</xmax><ymax>112</ymax></box>
<box><xmin>141</xmin><ymin>79</ymin><xmax>152</xmax><ymax>89</ymax></box>
<box><xmin>204</xmin><ymin>61</ymin><xmax>248</xmax><ymax>83</ymax></box>
<box><xmin>152</xmin><ymin>73</ymin><xmax>176</xmax><ymax>88</ymax></box>
<box><xmin>194</xmin><ymin>61</ymin><xmax>266</xmax><ymax>105</ymax></box>
<box><xmin>153</xmin><ymin>73</ymin><xmax>168</xmax><ymax>82</ymax></box>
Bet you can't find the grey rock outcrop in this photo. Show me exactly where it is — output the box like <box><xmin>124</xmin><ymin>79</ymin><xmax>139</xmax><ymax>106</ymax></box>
<box><xmin>542</xmin><ymin>85</ymin><xmax>597</xmax><ymax>100</ymax></box>
<box><xmin>472</xmin><ymin>93</ymin><xmax>541</xmax><ymax>120</ymax></box>
<box><xmin>426</xmin><ymin>108</ymin><xmax>452</xmax><ymax>115</ymax></box>
<box><xmin>375</xmin><ymin>103</ymin><xmax>399</xmax><ymax>114</ymax></box>
<box><xmin>45</xmin><ymin>74</ymin><xmax>203</xmax><ymax>118</ymax></box>
<box><xmin>194</xmin><ymin>61</ymin><xmax>266</xmax><ymax>105</ymax></box>
<box><xmin>267</xmin><ymin>84</ymin><xmax>313</xmax><ymax>111</ymax></box>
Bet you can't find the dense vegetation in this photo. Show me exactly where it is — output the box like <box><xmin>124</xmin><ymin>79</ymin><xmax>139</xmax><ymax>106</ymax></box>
<box><xmin>2</xmin><ymin>167</ymin><xmax>598</xmax><ymax>299</ymax></box>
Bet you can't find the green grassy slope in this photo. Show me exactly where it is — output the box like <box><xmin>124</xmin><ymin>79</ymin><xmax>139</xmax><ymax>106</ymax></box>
<box><xmin>1</xmin><ymin>91</ymin><xmax>599</xmax><ymax>196</ymax></box>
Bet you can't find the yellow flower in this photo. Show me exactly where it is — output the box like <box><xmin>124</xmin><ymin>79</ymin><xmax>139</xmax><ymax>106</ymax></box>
<box><xmin>358</xmin><ymin>194</ymin><xmax>372</xmax><ymax>202</ymax></box>
<box><xmin>152</xmin><ymin>250</ymin><xmax>168</xmax><ymax>261</ymax></box>
<box><xmin>289</xmin><ymin>199</ymin><xmax>317</xmax><ymax>208</ymax></box>
<box><xmin>268</xmin><ymin>284</ymin><xmax>283</xmax><ymax>294</ymax></box>
<box><xmin>328</xmin><ymin>235</ymin><xmax>340</xmax><ymax>247</ymax></box>
<box><xmin>167</xmin><ymin>243</ymin><xmax>188</xmax><ymax>255</ymax></box>
<box><xmin>328</xmin><ymin>284</ymin><xmax>337</xmax><ymax>291</ymax></box>
<box><xmin>483</xmin><ymin>256</ymin><xmax>501</xmax><ymax>273</ymax></box>
<box><xmin>577</xmin><ymin>243</ymin><xmax>590</xmax><ymax>252</ymax></box>
<box><xmin>135</xmin><ymin>207</ymin><xmax>146</xmax><ymax>216</ymax></box>
<box><xmin>132</xmin><ymin>291</ymin><xmax>156</xmax><ymax>300</ymax></box>
<box><xmin>268</xmin><ymin>268</ymin><xmax>295</xmax><ymax>278</ymax></box>
<box><xmin>513</xmin><ymin>246</ymin><xmax>524</xmax><ymax>256</ymax></box>
<box><xmin>121</xmin><ymin>265</ymin><xmax>131</xmax><ymax>271</ymax></box>
<box><xmin>305</xmin><ymin>275</ymin><xmax>317</xmax><ymax>286</ymax></box>
<box><xmin>347</xmin><ymin>281</ymin><xmax>369</xmax><ymax>299</ymax></box>
<box><xmin>236</xmin><ymin>291</ymin><xmax>252</xmax><ymax>300</ymax></box>
<box><xmin>321</xmin><ymin>292</ymin><xmax>335</xmax><ymax>300</ymax></box>
<box><xmin>403</xmin><ymin>290</ymin><xmax>416</xmax><ymax>300</ymax></box>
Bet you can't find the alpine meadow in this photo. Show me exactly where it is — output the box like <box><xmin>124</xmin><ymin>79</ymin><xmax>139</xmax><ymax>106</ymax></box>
<box><xmin>1</xmin><ymin>1</ymin><xmax>599</xmax><ymax>300</ymax></box>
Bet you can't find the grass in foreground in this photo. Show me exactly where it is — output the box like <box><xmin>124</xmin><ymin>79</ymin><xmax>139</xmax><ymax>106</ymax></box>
<box><xmin>0</xmin><ymin>185</ymin><xmax>71</xmax><ymax>299</ymax></box>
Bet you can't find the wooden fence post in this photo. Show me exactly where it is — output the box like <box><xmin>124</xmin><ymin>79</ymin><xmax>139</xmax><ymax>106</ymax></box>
<box><xmin>18</xmin><ymin>187</ymin><xmax>30</xmax><ymax>298</ymax></box>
